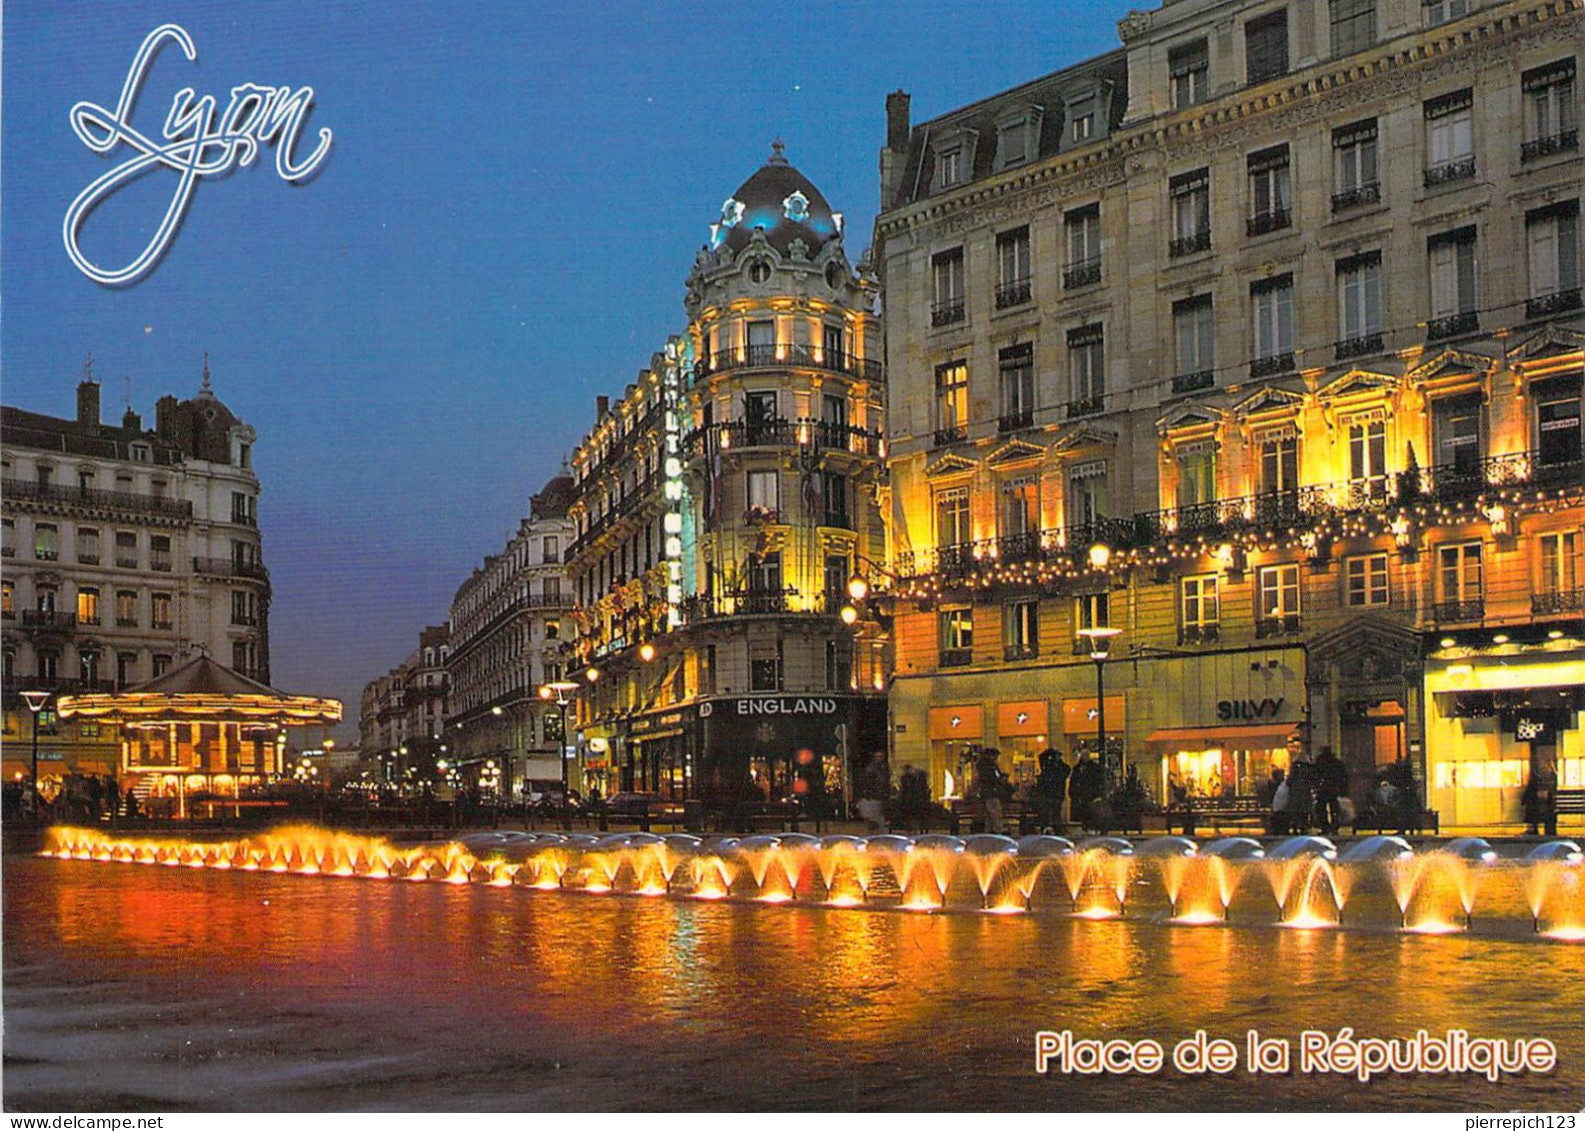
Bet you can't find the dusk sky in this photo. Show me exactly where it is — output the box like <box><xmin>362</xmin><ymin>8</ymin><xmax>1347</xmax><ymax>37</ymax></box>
<box><xmin>2</xmin><ymin>1</ymin><xmax>1126</xmax><ymax>740</ymax></box>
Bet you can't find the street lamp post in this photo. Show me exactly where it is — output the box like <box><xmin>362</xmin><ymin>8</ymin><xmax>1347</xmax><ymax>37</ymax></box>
<box><xmin>20</xmin><ymin>689</ymin><xmax>51</xmax><ymax>818</ymax></box>
<box><xmin>1077</xmin><ymin>626</ymin><xmax>1123</xmax><ymax>786</ymax></box>
<box><xmin>540</xmin><ymin>679</ymin><xmax>580</xmax><ymax>829</ymax></box>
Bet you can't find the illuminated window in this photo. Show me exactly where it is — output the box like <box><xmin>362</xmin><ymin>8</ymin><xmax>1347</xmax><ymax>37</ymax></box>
<box><xmin>746</xmin><ymin>470</ymin><xmax>779</xmax><ymax>518</ymax></box>
<box><xmin>151</xmin><ymin>592</ymin><xmax>173</xmax><ymax>630</ymax></box>
<box><xmin>934</xmin><ymin>361</ymin><xmax>968</xmax><ymax>441</ymax></box>
<box><xmin>1000</xmin><ymin>476</ymin><xmax>1039</xmax><ymax>538</ymax></box>
<box><xmin>1</xmin><ymin>580</ymin><xmax>12</xmax><ymax>619</ymax></box>
<box><xmin>1180</xmin><ymin>575</ymin><xmax>1220</xmax><ymax>640</ymax></box>
<box><xmin>1346</xmin><ymin>414</ymin><xmax>1388</xmax><ymax>497</ymax></box>
<box><xmin>1004</xmin><ymin>600</ymin><xmax>1039</xmax><ymax>659</ymax></box>
<box><xmin>1346</xmin><ymin>554</ymin><xmax>1390</xmax><ymax>605</ymax></box>
<box><xmin>1539</xmin><ymin>531</ymin><xmax>1580</xmax><ymax>595</ymax></box>
<box><xmin>76</xmin><ymin>587</ymin><xmax>100</xmax><ymax>625</ymax></box>
<box><xmin>935</xmin><ymin>486</ymin><xmax>970</xmax><ymax>549</ymax></box>
<box><xmin>940</xmin><ymin>608</ymin><xmax>974</xmax><ymax>665</ymax></box>
<box><xmin>1257</xmin><ymin>564</ymin><xmax>1300</xmax><ymax>631</ymax></box>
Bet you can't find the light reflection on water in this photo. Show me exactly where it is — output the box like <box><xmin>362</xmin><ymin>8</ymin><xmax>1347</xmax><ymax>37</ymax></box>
<box><xmin>4</xmin><ymin>856</ymin><xmax>1583</xmax><ymax>1112</ymax></box>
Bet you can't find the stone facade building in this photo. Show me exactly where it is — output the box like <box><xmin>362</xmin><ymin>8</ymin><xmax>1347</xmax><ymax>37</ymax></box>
<box><xmin>874</xmin><ymin>0</ymin><xmax>1583</xmax><ymax>825</ymax></box>
<box><xmin>566</xmin><ymin>147</ymin><xmax>890</xmax><ymax>806</ymax></box>
<box><xmin>3</xmin><ymin>361</ymin><xmax>271</xmax><ymax>788</ymax></box>
<box><xmin>358</xmin><ymin>624</ymin><xmax>450</xmax><ymax>785</ymax></box>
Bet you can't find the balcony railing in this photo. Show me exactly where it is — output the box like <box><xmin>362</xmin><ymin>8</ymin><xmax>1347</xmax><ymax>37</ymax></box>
<box><xmin>995</xmin><ymin>278</ymin><xmax>1032</xmax><ymax>308</ymax></box>
<box><xmin>743</xmin><ymin>508</ymin><xmax>782</xmax><ymax>526</ymax></box>
<box><xmin>115</xmin><ymin>555</ymin><xmax>138</xmax><ymax>569</ymax></box>
<box><xmin>693</xmin><ymin>344</ymin><xmax>884</xmax><ymax>383</ymax></box>
<box><xmin>1249</xmin><ymin>352</ymin><xmax>1295</xmax><ymax>379</ymax></box>
<box><xmin>1169</xmin><ymin>230</ymin><xmax>1212</xmax><ymax>258</ymax></box>
<box><xmin>681</xmin><ymin>418</ymin><xmax>883</xmax><ymax>462</ymax></box>
<box><xmin>192</xmin><ymin>556</ymin><xmax>270</xmax><ymax>581</ymax></box>
<box><xmin>1172</xmin><ymin>370</ymin><xmax>1214</xmax><ymax>395</ymax></box>
<box><xmin>998</xmin><ymin>409</ymin><xmax>1034</xmax><ymax>433</ymax></box>
<box><xmin>1424</xmin><ymin>156</ymin><xmax>1476</xmax><ymax>187</ymax></box>
<box><xmin>933</xmin><ymin>424</ymin><xmax>968</xmax><ymax>447</ymax></box>
<box><xmin>1335</xmin><ymin>331</ymin><xmax>1385</xmax><ymax>361</ymax></box>
<box><xmin>1521</xmin><ymin>129</ymin><xmax>1578</xmax><ymax>162</ymax></box>
<box><xmin>1527</xmin><ymin>288</ymin><xmax>1583</xmax><ymax>320</ymax></box>
<box><xmin>676</xmin><ymin>587</ymin><xmax>837</xmax><ymax>623</ymax></box>
<box><xmin>1427</xmin><ymin>311</ymin><xmax>1479</xmax><ymax>341</ymax></box>
<box><xmin>20</xmin><ymin>611</ymin><xmax>77</xmax><ymax>632</ymax></box>
<box><xmin>1433</xmin><ymin>599</ymin><xmax>1484</xmax><ymax>624</ymax></box>
<box><xmin>931</xmin><ymin>298</ymin><xmax>966</xmax><ymax>327</ymax></box>
<box><xmin>1255</xmin><ymin>613</ymin><xmax>1302</xmax><ymax>638</ymax></box>
<box><xmin>1004</xmin><ymin>643</ymin><xmax>1039</xmax><ymax>662</ymax></box>
<box><xmin>1178</xmin><ymin>623</ymin><xmax>1220</xmax><ymax>645</ymax></box>
<box><xmin>1246</xmin><ymin>208</ymin><xmax>1292</xmax><ymax>237</ymax></box>
<box><xmin>1063</xmin><ymin>258</ymin><xmax>1102</xmax><ymax>289</ymax></box>
<box><xmin>1065</xmin><ymin>395</ymin><xmax>1105</xmax><ymax>420</ymax></box>
<box><xmin>2</xmin><ymin>477</ymin><xmax>193</xmax><ymax>520</ymax></box>
<box><xmin>77</xmin><ymin>553</ymin><xmax>100</xmax><ymax>565</ymax></box>
<box><xmin>821</xmin><ymin>511</ymin><xmax>854</xmax><ymax>531</ymax></box>
<box><xmin>1331</xmin><ymin>182</ymin><xmax>1380</xmax><ymax>212</ymax></box>
<box><xmin>1533</xmin><ymin>588</ymin><xmax>1585</xmax><ymax>615</ymax></box>
<box><xmin>939</xmin><ymin>648</ymin><xmax>973</xmax><ymax>668</ymax></box>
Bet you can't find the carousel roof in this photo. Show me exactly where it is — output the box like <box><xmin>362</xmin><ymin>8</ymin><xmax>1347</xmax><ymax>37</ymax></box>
<box><xmin>57</xmin><ymin>655</ymin><xmax>342</xmax><ymax>725</ymax></box>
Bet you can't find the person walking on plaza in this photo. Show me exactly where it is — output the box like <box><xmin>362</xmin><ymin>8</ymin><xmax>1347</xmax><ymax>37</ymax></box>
<box><xmin>1033</xmin><ymin>748</ymin><xmax>1069</xmax><ymax>835</ymax></box>
<box><xmin>1068</xmin><ymin>752</ymin><xmax>1104</xmax><ymax>832</ymax></box>
<box><xmin>898</xmin><ymin>765</ymin><xmax>930</xmax><ymax>833</ymax></box>
<box><xmin>855</xmin><ymin>753</ymin><xmax>891</xmax><ymax>833</ymax></box>
<box><xmin>973</xmin><ymin>747</ymin><xmax>1011</xmax><ymax>834</ymax></box>
<box><xmin>1314</xmin><ymin>746</ymin><xmax>1350</xmax><ymax>836</ymax></box>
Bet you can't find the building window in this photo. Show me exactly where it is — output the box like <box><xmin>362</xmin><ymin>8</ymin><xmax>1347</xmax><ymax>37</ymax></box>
<box><xmin>1170</xmin><ymin>39</ymin><xmax>1209</xmax><ymax>109</ymax></box>
<box><xmin>1432</xmin><ymin>394</ymin><xmax>1483</xmax><ymax>479</ymax></box>
<box><xmin>1332</xmin><ymin>119</ymin><xmax>1380</xmax><ymax>211</ymax></box>
<box><xmin>231</xmin><ymin>590</ymin><xmax>257</xmax><ymax>626</ymax></box>
<box><xmin>1000</xmin><ymin>476</ymin><xmax>1039</xmax><ymax>539</ymax></box>
<box><xmin>1004</xmin><ymin>600</ymin><xmax>1039</xmax><ymax>660</ymax></box>
<box><xmin>1067</xmin><ymin>464</ymin><xmax>1108</xmax><ymax>531</ymax></box>
<box><xmin>150</xmin><ymin>535</ymin><xmax>171</xmax><ymax>572</ymax></box>
<box><xmin>934</xmin><ymin>361</ymin><xmax>968</xmax><ymax>444</ymax></box>
<box><xmin>37</xmin><ymin>652</ymin><xmax>59</xmax><ymax>683</ymax></box>
<box><xmin>998</xmin><ymin>344</ymin><xmax>1035</xmax><ymax>431</ymax></box>
<box><xmin>1250</xmin><ymin>274</ymin><xmax>1295</xmax><ymax>376</ymax></box>
<box><xmin>1180</xmin><ymin>575</ymin><xmax>1220</xmax><ymax>643</ymax></box>
<box><xmin>1169</xmin><ymin>169</ymin><xmax>1211</xmax><ymax>256</ymax></box>
<box><xmin>935</xmin><ymin>145</ymin><xmax>964</xmax><ymax>190</ymax></box>
<box><xmin>542</xmin><ymin>536</ymin><xmax>559</xmax><ymax>561</ymax></box>
<box><xmin>1</xmin><ymin>517</ymin><xmax>13</xmax><ymax>558</ymax></box>
<box><xmin>1437</xmin><ymin>542</ymin><xmax>1483</xmax><ymax>619</ymax></box>
<box><xmin>1074</xmin><ymin>592</ymin><xmax>1110</xmax><ymax>653</ymax></box>
<box><xmin>1</xmin><ymin>580</ymin><xmax>11</xmax><ymax>620</ymax></box>
<box><xmin>115</xmin><ymin>530</ymin><xmax>137</xmax><ymax>568</ymax></box>
<box><xmin>1245</xmin><ymin>9</ymin><xmax>1289</xmax><ymax>84</ymax></box>
<box><xmin>1539</xmin><ymin>531</ymin><xmax>1580</xmax><ymax>599</ymax></box>
<box><xmin>1069</xmin><ymin>96</ymin><xmax>1096</xmax><ymax>143</ymax></box>
<box><xmin>116</xmin><ymin>590</ymin><xmax>137</xmax><ymax>627</ymax></box>
<box><xmin>545</xmin><ymin>618</ymin><xmax>560</xmax><ymax>641</ymax></box>
<box><xmin>1246</xmin><ymin>145</ymin><xmax>1292</xmax><ymax>235</ymax></box>
<box><xmin>542</xmin><ymin>577</ymin><xmax>560</xmax><ymax>603</ymax></box>
<box><xmin>1346</xmin><ymin>554</ymin><xmax>1390</xmax><ymax>606</ymax></box>
<box><xmin>936</xmin><ymin>486</ymin><xmax>971</xmax><ymax>550</ymax></box>
<box><xmin>116</xmin><ymin>652</ymin><xmax>137</xmax><ymax>689</ymax></box>
<box><xmin>1336</xmin><ymin>250</ymin><xmax>1383</xmax><ymax>358</ymax></box>
<box><xmin>940</xmin><ymin>608</ymin><xmax>974</xmax><ymax>665</ymax></box>
<box><xmin>1535</xmin><ymin>379</ymin><xmax>1583</xmax><ymax>469</ymax></box>
<box><xmin>1424</xmin><ymin>89</ymin><xmax>1475</xmax><ymax>185</ymax></box>
<box><xmin>1525</xmin><ymin>201</ymin><xmax>1581</xmax><ymax>318</ymax></box>
<box><xmin>1258</xmin><ymin>430</ymin><xmax>1299</xmax><ymax>496</ymax></box>
<box><xmin>1176</xmin><ymin>442</ymin><xmax>1217</xmax><ymax>510</ymax></box>
<box><xmin>1428</xmin><ymin>227</ymin><xmax>1479</xmax><ymax>339</ymax></box>
<box><xmin>1329</xmin><ymin>0</ymin><xmax>1375</xmax><ymax>56</ymax></box>
<box><xmin>1346</xmin><ymin>414</ymin><xmax>1389</xmax><ymax>498</ymax></box>
<box><xmin>824</xmin><ymin>554</ymin><xmax>850</xmax><ymax>605</ymax></box>
<box><xmin>1173</xmin><ymin>295</ymin><xmax>1216</xmax><ymax>393</ymax></box>
<box><xmin>1522</xmin><ymin>59</ymin><xmax>1578</xmax><ymax>161</ymax></box>
<box><xmin>231</xmin><ymin>491</ymin><xmax>256</xmax><ymax>525</ymax></box>
<box><xmin>1423</xmin><ymin>0</ymin><xmax>1467</xmax><ymax>25</ymax></box>
<box><xmin>932</xmin><ymin>248</ymin><xmax>966</xmax><ymax>326</ymax></box>
<box><xmin>1068</xmin><ymin>324</ymin><xmax>1105</xmax><ymax>415</ymax></box>
<box><xmin>825</xmin><ymin>639</ymin><xmax>853</xmax><ymax>691</ymax></box>
<box><xmin>36</xmin><ymin>586</ymin><xmax>57</xmax><ymax>614</ymax></box>
<box><xmin>151</xmin><ymin>592</ymin><xmax>173</xmax><ymax>630</ymax></box>
<box><xmin>821</xmin><ymin>471</ymin><xmax>849</xmax><ymax>528</ymax></box>
<box><xmin>80</xmin><ymin>650</ymin><xmax>101</xmax><ymax>687</ymax></box>
<box><xmin>1064</xmin><ymin>205</ymin><xmax>1102</xmax><ymax>288</ymax></box>
<box><xmin>750</xmin><ymin>640</ymin><xmax>784</xmax><ymax>691</ymax></box>
<box><xmin>746</xmin><ymin>469</ymin><xmax>779</xmax><ymax>521</ymax></box>
<box><xmin>996</xmin><ymin>116</ymin><xmax>1034</xmax><ymax>168</ymax></box>
<box><xmin>995</xmin><ymin>227</ymin><xmax>1032</xmax><ymax>308</ymax></box>
<box><xmin>152</xmin><ymin>654</ymin><xmax>172</xmax><ymax>677</ymax></box>
<box><xmin>35</xmin><ymin>523</ymin><xmax>59</xmax><ymax>561</ymax></box>
<box><xmin>77</xmin><ymin>587</ymin><xmax>100</xmax><ymax>626</ymax></box>
<box><xmin>76</xmin><ymin>527</ymin><xmax>100</xmax><ymax>565</ymax></box>
<box><xmin>1257</xmin><ymin>563</ymin><xmax>1301</xmax><ymax>634</ymax></box>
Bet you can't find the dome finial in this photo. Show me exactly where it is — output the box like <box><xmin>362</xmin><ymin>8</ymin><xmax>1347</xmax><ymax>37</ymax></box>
<box><xmin>768</xmin><ymin>138</ymin><xmax>788</xmax><ymax>166</ymax></box>
<box><xmin>202</xmin><ymin>350</ymin><xmax>212</xmax><ymax>393</ymax></box>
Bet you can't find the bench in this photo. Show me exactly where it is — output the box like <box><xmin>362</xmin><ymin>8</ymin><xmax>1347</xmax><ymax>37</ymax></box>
<box><xmin>1166</xmin><ymin>795</ymin><xmax>1270</xmax><ymax>837</ymax></box>
<box><xmin>1548</xmin><ymin>789</ymin><xmax>1583</xmax><ymax>832</ymax></box>
<box><xmin>727</xmin><ymin>802</ymin><xmax>806</xmax><ymax>833</ymax></box>
<box><xmin>1349</xmin><ymin>807</ymin><xmax>1441</xmax><ymax>835</ymax></box>
<box><xmin>948</xmin><ymin>799</ymin><xmax>1028</xmax><ymax>835</ymax></box>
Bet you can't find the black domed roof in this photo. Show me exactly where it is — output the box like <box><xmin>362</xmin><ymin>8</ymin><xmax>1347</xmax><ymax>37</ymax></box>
<box><xmin>712</xmin><ymin>143</ymin><xmax>841</xmax><ymax>257</ymax></box>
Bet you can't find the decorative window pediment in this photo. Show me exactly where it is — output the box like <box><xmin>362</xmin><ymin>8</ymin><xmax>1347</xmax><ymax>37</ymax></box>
<box><xmin>986</xmin><ymin>438</ymin><xmax>1045</xmax><ymax>467</ymax></box>
<box><xmin>1318</xmin><ymin>366</ymin><xmax>1399</xmax><ymax>402</ymax></box>
<box><xmin>1156</xmin><ymin>403</ymin><xmax>1224</xmax><ymax>435</ymax></box>
<box><xmin>1233</xmin><ymin>384</ymin><xmax>1306</xmax><ymax>419</ymax></box>
<box><xmin>1406</xmin><ymin>347</ymin><xmax>1497</xmax><ymax>387</ymax></box>
<box><xmin>1051</xmin><ymin>422</ymin><xmax>1118</xmax><ymax>454</ymax></box>
<box><xmin>924</xmin><ymin>451</ymin><xmax>979</xmax><ymax>479</ymax></box>
<box><xmin>994</xmin><ymin>106</ymin><xmax>1045</xmax><ymax>170</ymax></box>
<box><xmin>1505</xmin><ymin>325</ymin><xmax>1585</xmax><ymax>365</ymax></box>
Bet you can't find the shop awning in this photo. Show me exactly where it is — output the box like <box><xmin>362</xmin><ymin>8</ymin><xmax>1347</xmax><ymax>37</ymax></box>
<box><xmin>71</xmin><ymin>761</ymin><xmax>114</xmax><ymax>776</ymax></box>
<box><xmin>1146</xmin><ymin>723</ymin><xmax>1296</xmax><ymax>748</ymax></box>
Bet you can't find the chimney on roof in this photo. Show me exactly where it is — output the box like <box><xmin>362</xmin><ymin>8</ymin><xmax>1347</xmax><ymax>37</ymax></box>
<box><xmin>886</xmin><ymin>90</ymin><xmax>911</xmax><ymax>149</ymax></box>
<box><xmin>77</xmin><ymin>378</ymin><xmax>101</xmax><ymax>427</ymax></box>
<box><xmin>155</xmin><ymin>394</ymin><xmax>179</xmax><ymax>441</ymax></box>
<box><xmin>596</xmin><ymin>395</ymin><xmax>610</xmax><ymax>420</ymax></box>
<box><xmin>122</xmin><ymin>407</ymin><xmax>142</xmax><ymax>433</ymax></box>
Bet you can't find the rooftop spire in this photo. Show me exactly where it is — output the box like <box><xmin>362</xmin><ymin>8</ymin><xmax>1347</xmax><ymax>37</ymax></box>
<box><xmin>84</xmin><ymin>352</ymin><xmax>95</xmax><ymax>382</ymax></box>
<box><xmin>768</xmin><ymin>138</ymin><xmax>788</xmax><ymax>166</ymax></box>
<box><xmin>201</xmin><ymin>350</ymin><xmax>212</xmax><ymax>393</ymax></box>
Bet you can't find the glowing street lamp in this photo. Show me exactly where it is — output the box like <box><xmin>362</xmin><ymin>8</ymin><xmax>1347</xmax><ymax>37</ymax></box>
<box><xmin>20</xmin><ymin>689</ymin><xmax>50</xmax><ymax>815</ymax></box>
<box><xmin>1077</xmin><ymin>626</ymin><xmax>1124</xmax><ymax>783</ymax></box>
<box><xmin>540</xmin><ymin>679</ymin><xmax>581</xmax><ymax>828</ymax></box>
<box><xmin>846</xmin><ymin>574</ymin><xmax>869</xmax><ymax>602</ymax></box>
<box><xmin>638</xmin><ymin>641</ymin><xmax>657</xmax><ymax>663</ymax></box>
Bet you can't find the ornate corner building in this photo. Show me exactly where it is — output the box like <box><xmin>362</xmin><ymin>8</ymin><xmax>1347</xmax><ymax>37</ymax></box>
<box><xmin>874</xmin><ymin>0</ymin><xmax>1583</xmax><ymax>825</ymax></box>
<box><xmin>566</xmin><ymin>146</ymin><xmax>890</xmax><ymax>805</ymax></box>
<box><xmin>3</xmin><ymin>360</ymin><xmax>272</xmax><ymax>789</ymax></box>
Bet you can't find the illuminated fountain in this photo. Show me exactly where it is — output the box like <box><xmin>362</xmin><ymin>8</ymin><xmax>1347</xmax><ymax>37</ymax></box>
<box><xmin>36</xmin><ymin>826</ymin><xmax>1585</xmax><ymax>942</ymax></box>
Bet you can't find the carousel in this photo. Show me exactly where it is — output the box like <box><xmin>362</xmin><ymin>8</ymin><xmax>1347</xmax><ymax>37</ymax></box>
<box><xmin>57</xmin><ymin>655</ymin><xmax>342</xmax><ymax>818</ymax></box>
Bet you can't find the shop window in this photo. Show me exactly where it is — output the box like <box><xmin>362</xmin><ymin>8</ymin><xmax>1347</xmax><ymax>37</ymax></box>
<box><xmin>1346</xmin><ymin>554</ymin><xmax>1390</xmax><ymax>606</ymax></box>
<box><xmin>1180</xmin><ymin>575</ymin><xmax>1220</xmax><ymax>642</ymax></box>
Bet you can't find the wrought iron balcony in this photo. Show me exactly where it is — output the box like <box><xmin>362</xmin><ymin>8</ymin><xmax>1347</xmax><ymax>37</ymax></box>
<box><xmin>1249</xmin><ymin>352</ymin><xmax>1295</xmax><ymax>379</ymax></box>
<box><xmin>1246</xmin><ymin>208</ymin><xmax>1292</xmax><ymax>237</ymax></box>
<box><xmin>1424</xmin><ymin>156</ymin><xmax>1476</xmax><ymax>187</ymax></box>
<box><xmin>821</xmin><ymin>511</ymin><xmax>854</xmax><ymax>531</ymax></box>
<box><xmin>1003</xmin><ymin>644</ymin><xmax>1039</xmax><ymax>662</ymax></box>
<box><xmin>939</xmin><ymin>648</ymin><xmax>973</xmax><ymax>668</ymax></box>
<box><xmin>1521</xmin><ymin>129</ymin><xmax>1578</xmax><ymax>162</ymax></box>
<box><xmin>1063</xmin><ymin>258</ymin><xmax>1102</xmax><ymax>289</ymax></box>
<box><xmin>1433</xmin><ymin>599</ymin><xmax>1484</xmax><ymax>624</ymax></box>
<box><xmin>115</xmin><ymin>555</ymin><xmax>139</xmax><ymax>569</ymax></box>
<box><xmin>1335</xmin><ymin>331</ymin><xmax>1384</xmax><ymax>361</ymax></box>
<box><xmin>20</xmin><ymin>610</ymin><xmax>77</xmax><ymax>632</ymax></box>
<box><xmin>677</xmin><ymin>586</ymin><xmax>829</xmax><ymax>623</ymax></box>
<box><xmin>1065</xmin><ymin>395</ymin><xmax>1105</xmax><ymax>420</ymax></box>
<box><xmin>192</xmin><ymin>556</ymin><xmax>270</xmax><ymax>581</ymax></box>
<box><xmin>693</xmin><ymin>344</ymin><xmax>884</xmax><ymax>383</ymax></box>
<box><xmin>1331</xmin><ymin>182</ymin><xmax>1380</xmax><ymax>212</ymax></box>
<box><xmin>1169</xmin><ymin>230</ymin><xmax>1212</xmax><ymax>258</ymax></box>
<box><xmin>1427</xmin><ymin>311</ymin><xmax>1479</xmax><ymax>341</ymax></box>
<box><xmin>998</xmin><ymin>409</ymin><xmax>1034</xmax><ymax>433</ymax></box>
<box><xmin>933</xmin><ymin>424</ymin><xmax>968</xmax><ymax>447</ymax></box>
<box><xmin>2</xmin><ymin>477</ymin><xmax>193</xmax><ymax>520</ymax></box>
<box><xmin>1533</xmin><ymin>588</ymin><xmax>1585</xmax><ymax>615</ymax></box>
<box><xmin>1171</xmin><ymin>370</ymin><xmax>1214</xmax><ymax>395</ymax></box>
<box><xmin>1527</xmin><ymin>288</ymin><xmax>1583</xmax><ymax>320</ymax></box>
<box><xmin>995</xmin><ymin>278</ymin><xmax>1032</xmax><ymax>308</ymax></box>
<box><xmin>1255</xmin><ymin>613</ymin><xmax>1302</xmax><ymax>638</ymax></box>
<box><xmin>931</xmin><ymin>298</ymin><xmax>966</xmax><ymax>327</ymax></box>
<box><xmin>1178</xmin><ymin>623</ymin><xmax>1220</xmax><ymax>645</ymax></box>
<box><xmin>743</xmin><ymin>508</ymin><xmax>782</xmax><ymax>526</ymax></box>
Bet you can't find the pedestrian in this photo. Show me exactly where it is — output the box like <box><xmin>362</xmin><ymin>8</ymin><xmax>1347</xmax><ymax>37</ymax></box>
<box><xmin>973</xmin><ymin>747</ymin><xmax>1010</xmax><ymax>834</ymax></box>
<box><xmin>1386</xmin><ymin>753</ymin><xmax>1417</xmax><ymax>835</ymax></box>
<box><xmin>855</xmin><ymin>752</ymin><xmax>891</xmax><ymax>833</ymax></box>
<box><xmin>1268</xmin><ymin>767</ymin><xmax>1290</xmax><ymax>835</ymax></box>
<box><xmin>1069</xmin><ymin>752</ymin><xmax>1104</xmax><ymax>832</ymax></box>
<box><xmin>898</xmin><ymin>765</ymin><xmax>930</xmax><ymax>832</ymax></box>
<box><xmin>1522</xmin><ymin>761</ymin><xmax>1558</xmax><ymax>837</ymax></box>
<box><xmin>1314</xmin><ymin>746</ymin><xmax>1349</xmax><ymax>836</ymax></box>
<box><xmin>1286</xmin><ymin>757</ymin><xmax>1316</xmax><ymax>834</ymax></box>
<box><xmin>1033</xmin><ymin>748</ymin><xmax>1069</xmax><ymax>834</ymax></box>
